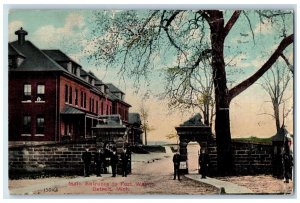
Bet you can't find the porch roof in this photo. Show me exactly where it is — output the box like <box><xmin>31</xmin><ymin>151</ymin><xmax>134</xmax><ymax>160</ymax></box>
<box><xmin>61</xmin><ymin>106</ymin><xmax>85</xmax><ymax>115</ymax></box>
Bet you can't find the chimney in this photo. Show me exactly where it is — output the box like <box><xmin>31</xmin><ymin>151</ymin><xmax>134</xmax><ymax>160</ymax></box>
<box><xmin>15</xmin><ymin>27</ymin><xmax>28</xmax><ymax>45</ymax></box>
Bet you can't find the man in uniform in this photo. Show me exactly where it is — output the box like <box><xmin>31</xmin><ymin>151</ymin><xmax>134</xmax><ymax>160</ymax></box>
<box><xmin>94</xmin><ymin>148</ymin><xmax>104</xmax><ymax>177</ymax></box>
<box><xmin>82</xmin><ymin>147</ymin><xmax>92</xmax><ymax>177</ymax></box>
<box><xmin>173</xmin><ymin>151</ymin><xmax>181</xmax><ymax>180</ymax></box>
<box><xmin>121</xmin><ymin>148</ymin><xmax>129</xmax><ymax>177</ymax></box>
<box><xmin>199</xmin><ymin>148</ymin><xmax>210</xmax><ymax>179</ymax></box>
<box><xmin>110</xmin><ymin>148</ymin><xmax>118</xmax><ymax>177</ymax></box>
<box><xmin>283</xmin><ymin>150</ymin><xmax>293</xmax><ymax>183</ymax></box>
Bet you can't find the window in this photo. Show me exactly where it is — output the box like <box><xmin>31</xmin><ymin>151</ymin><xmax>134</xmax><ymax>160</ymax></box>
<box><xmin>71</xmin><ymin>66</ymin><xmax>76</xmax><ymax>75</ymax></box>
<box><xmin>65</xmin><ymin>85</ymin><xmax>68</xmax><ymax>103</ymax></box>
<box><xmin>75</xmin><ymin>89</ymin><xmax>78</xmax><ymax>106</ymax></box>
<box><xmin>89</xmin><ymin>98</ymin><xmax>92</xmax><ymax>112</ymax></box>
<box><xmin>36</xmin><ymin>116</ymin><xmax>45</xmax><ymax>134</ymax></box>
<box><xmin>92</xmin><ymin>99</ymin><xmax>94</xmax><ymax>113</ymax></box>
<box><xmin>69</xmin><ymin>86</ymin><xmax>72</xmax><ymax>104</ymax></box>
<box><xmin>89</xmin><ymin>98</ymin><xmax>95</xmax><ymax>113</ymax></box>
<box><xmin>80</xmin><ymin>91</ymin><xmax>83</xmax><ymax>107</ymax></box>
<box><xmin>23</xmin><ymin>84</ymin><xmax>31</xmax><ymax>101</ymax></box>
<box><xmin>37</xmin><ymin>84</ymin><xmax>45</xmax><ymax>101</ymax></box>
<box><xmin>96</xmin><ymin>101</ymin><xmax>99</xmax><ymax>114</ymax></box>
<box><xmin>84</xmin><ymin>93</ymin><xmax>87</xmax><ymax>108</ymax></box>
<box><xmin>23</xmin><ymin>115</ymin><xmax>31</xmax><ymax>134</ymax></box>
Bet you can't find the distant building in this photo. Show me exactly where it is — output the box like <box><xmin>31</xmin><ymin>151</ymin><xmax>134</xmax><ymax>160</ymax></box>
<box><xmin>127</xmin><ymin>113</ymin><xmax>143</xmax><ymax>145</ymax></box>
<box><xmin>9</xmin><ymin>27</ymin><xmax>131</xmax><ymax>142</ymax></box>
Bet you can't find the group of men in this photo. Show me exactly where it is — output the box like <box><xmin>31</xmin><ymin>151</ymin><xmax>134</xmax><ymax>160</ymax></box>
<box><xmin>82</xmin><ymin>147</ymin><xmax>130</xmax><ymax>177</ymax></box>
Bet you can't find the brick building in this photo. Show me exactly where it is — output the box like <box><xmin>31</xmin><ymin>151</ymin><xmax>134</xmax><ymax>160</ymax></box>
<box><xmin>9</xmin><ymin>28</ymin><xmax>131</xmax><ymax>143</ymax></box>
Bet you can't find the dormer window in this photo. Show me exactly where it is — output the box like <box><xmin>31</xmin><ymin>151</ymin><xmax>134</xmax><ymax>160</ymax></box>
<box><xmin>72</xmin><ymin>66</ymin><xmax>77</xmax><ymax>75</ymax></box>
<box><xmin>37</xmin><ymin>84</ymin><xmax>45</xmax><ymax>101</ymax></box>
<box><xmin>23</xmin><ymin>84</ymin><xmax>31</xmax><ymax>101</ymax></box>
<box><xmin>67</xmin><ymin>62</ymin><xmax>72</xmax><ymax>73</ymax></box>
<box><xmin>100</xmin><ymin>85</ymin><xmax>105</xmax><ymax>93</ymax></box>
<box><xmin>117</xmin><ymin>93</ymin><xmax>123</xmax><ymax>100</ymax></box>
<box><xmin>89</xmin><ymin>77</ymin><xmax>95</xmax><ymax>85</ymax></box>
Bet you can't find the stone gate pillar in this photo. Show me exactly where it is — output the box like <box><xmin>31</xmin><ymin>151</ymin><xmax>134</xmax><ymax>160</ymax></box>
<box><xmin>175</xmin><ymin>113</ymin><xmax>212</xmax><ymax>174</ymax></box>
<box><xmin>179</xmin><ymin>138</ymin><xmax>188</xmax><ymax>174</ymax></box>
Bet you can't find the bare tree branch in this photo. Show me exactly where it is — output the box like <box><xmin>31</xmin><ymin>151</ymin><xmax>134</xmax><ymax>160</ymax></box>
<box><xmin>229</xmin><ymin>34</ymin><xmax>294</xmax><ymax>100</ymax></box>
<box><xmin>280</xmin><ymin>53</ymin><xmax>294</xmax><ymax>74</ymax></box>
<box><xmin>242</xmin><ymin>11</ymin><xmax>255</xmax><ymax>44</ymax></box>
<box><xmin>224</xmin><ymin>10</ymin><xmax>241</xmax><ymax>37</ymax></box>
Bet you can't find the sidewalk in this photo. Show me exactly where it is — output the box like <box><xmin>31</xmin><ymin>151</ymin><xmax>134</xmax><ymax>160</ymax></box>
<box><xmin>10</xmin><ymin>175</ymin><xmax>109</xmax><ymax>195</ymax></box>
<box><xmin>185</xmin><ymin>174</ymin><xmax>254</xmax><ymax>194</ymax></box>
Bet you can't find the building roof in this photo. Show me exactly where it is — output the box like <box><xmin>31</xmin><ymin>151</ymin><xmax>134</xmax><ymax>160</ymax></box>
<box><xmin>42</xmin><ymin>49</ymin><xmax>81</xmax><ymax>67</ymax></box>
<box><xmin>9</xmin><ymin>40</ymin><xmax>67</xmax><ymax>72</ymax></box>
<box><xmin>60</xmin><ymin>106</ymin><xmax>85</xmax><ymax>115</ymax></box>
<box><xmin>107</xmin><ymin>83</ymin><xmax>125</xmax><ymax>94</ymax></box>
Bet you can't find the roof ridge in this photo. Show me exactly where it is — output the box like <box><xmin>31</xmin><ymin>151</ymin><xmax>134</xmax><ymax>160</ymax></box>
<box><xmin>9</xmin><ymin>43</ymin><xmax>26</xmax><ymax>57</ymax></box>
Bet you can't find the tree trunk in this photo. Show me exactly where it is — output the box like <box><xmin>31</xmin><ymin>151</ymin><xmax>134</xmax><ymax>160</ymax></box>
<box><xmin>273</xmin><ymin>103</ymin><xmax>281</xmax><ymax>133</ymax></box>
<box><xmin>210</xmin><ymin>12</ymin><xmax>234</xmax><ymax>176</ymax></box>
<box><xmin>144</xmin><ymin>127</ymin><xmax>147</xmax><ymax>145</ymax></box>
<box><xmin>204</xmin><ymin>103</ymin><xmax>210</xmax><ymax>126</ymax></box>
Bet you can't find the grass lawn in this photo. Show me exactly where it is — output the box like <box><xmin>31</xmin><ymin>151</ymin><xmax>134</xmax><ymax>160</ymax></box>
<box><xmin>233</xmin><ymin>136</ymin><xmax>272</xmax><ymax>143</ymax></box>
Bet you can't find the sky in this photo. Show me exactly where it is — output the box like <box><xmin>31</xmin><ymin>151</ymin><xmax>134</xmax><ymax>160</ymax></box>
<box><xmin>7</xmin><ymin>9</ymin><xmax>294</xmax><ymax>143</ymax></box>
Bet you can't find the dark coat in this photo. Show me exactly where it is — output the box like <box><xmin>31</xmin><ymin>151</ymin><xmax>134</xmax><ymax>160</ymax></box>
<box><xmin>94</xmin><ymin>152</ymin><xmax>104</xmax><ymax>164</ymax></box>
<box><xmin>111</xmin><ymin>153</ymin><xmax>119</xmax><ymax>165</ymax></box>
<box><xmin>173</xmin><ymin>154</ymin><xmax>181</xmax><ymax>166</ymax></box>
<box><xmin>199</xmin><ymin>153</ymin><xmax>210</xmax><ymax>168</ymax></box>
<box><xmin>283</xmin><ymin>153</ymin><xmax>293</xmax><ymax>179</ymax></box>
<box><xmin>121</xmin><ymin>152</ymin><xmax>129</xmax><ymax>166</ymax></box>
<box><xmin>82</xmin><ymin>151</ymin><xmax>92</xmax><ymax>164</ymax></box>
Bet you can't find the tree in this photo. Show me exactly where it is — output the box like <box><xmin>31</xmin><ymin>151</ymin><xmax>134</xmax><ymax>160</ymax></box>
<box><xmin>260</xmin><ymin>61</ymin><xmax>292</xmax><ymax>133</ymax></box>
<box><xmin>164</xmin><ymin>56</ymin><xmax>215</xmax><ymax>126</ymax></box>
<box><xmin>139</xmin><ymin>103</ymin><xmax>154</xmax><ymax>145</ymax></box>
<box><xmin>90</xmin><ymin>10</ymin><xmax>294</xmax><ymax>175</ymax></box>
<box><xmin>166</xmin><ymin>130</ymin><xmax>179</xmax><ymax>145</ymax></box>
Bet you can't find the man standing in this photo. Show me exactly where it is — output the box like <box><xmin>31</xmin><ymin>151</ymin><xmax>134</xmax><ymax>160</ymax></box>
<box><xmin>94</xmin><ymin>148</ymin><xmax>104</xmax><ymax>177</ymax></box>
<box><xmin>110</xmin><ymin>148</ymin><xmax>118</xmax><ymax>177</ymax></box>
<box><xmin>121</xmin><ymin>148</ymin><xmax>129</xmax><ymax>177</ymax></box>
<box><xmin>283</xmin><ymin>151</ymin><xmax>293</xmax><ymax>183</ymax></box>
<box><xmin>173</xmin><ymin>151</ymin><xmax>181</xmax><ymax>180</ymax></box>
<box><xmin>199</xmin><ymin>148</ymin><xmax>210</xmax><ymax>179</ymax></box>
<box><xmin>82</xmin><ymin>147</ymin><xmax>92</xmax><ymax>177</ymax></box>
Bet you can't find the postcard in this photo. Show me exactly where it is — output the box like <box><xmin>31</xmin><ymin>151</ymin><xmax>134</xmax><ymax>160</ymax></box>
<box><xmin>7</xmin><ymin>8</ymin><xmax>294</xmax><ymax>195</ymax></box>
